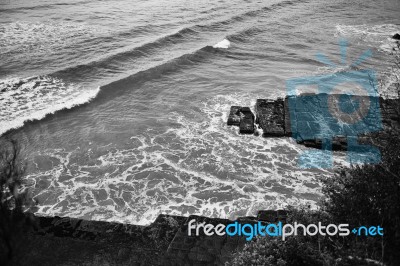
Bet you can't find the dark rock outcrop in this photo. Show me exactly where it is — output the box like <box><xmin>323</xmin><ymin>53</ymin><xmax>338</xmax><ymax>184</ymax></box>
<box><xmin>227</xmin><ymin>106</ymin><xmax>255</xmax><ymax>134</ymax></box>
<box><xmin>392</xmin><ymin>33</ymin><xmax>400</xmax><ymax>40</ymax></box>
<box><xmin>18</xmin><ymin>214</ymin><xmax>185</xmax><ymax>265</ymax></box>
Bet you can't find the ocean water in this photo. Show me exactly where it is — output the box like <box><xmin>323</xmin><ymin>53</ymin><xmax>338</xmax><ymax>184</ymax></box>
<box><xmin>1</xmin><ymin>0</ymin><xmax>399</xmax><ymax>225</ymax></box>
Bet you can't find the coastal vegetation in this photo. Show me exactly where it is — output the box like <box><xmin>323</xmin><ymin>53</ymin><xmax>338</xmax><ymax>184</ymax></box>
<box><xmin>230</xmin><ymin>53</ymin><xmax>400</xmax><ymax>266</ymax></box>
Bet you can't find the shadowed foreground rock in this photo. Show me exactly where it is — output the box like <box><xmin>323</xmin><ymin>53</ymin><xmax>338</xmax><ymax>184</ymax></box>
<box><xmin>15</xmin><ymin>214</ymin><xmax>185</xmax><ymax>265</ymax></box>
<box><xmin>14</xmin><ymin>211</ymin><xmax>287</xmax><ymax>266</ymax></box>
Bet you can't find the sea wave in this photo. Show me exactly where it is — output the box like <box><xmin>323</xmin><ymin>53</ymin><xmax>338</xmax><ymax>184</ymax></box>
<box><xmin>0</xmin><ymin>39</ymin><xmax>225</xmax><ymax>136</ymax></box>
<box><xmin>213</xmin><ymin>39</ymin><xmax>231</xmax><ymax>49</ymax></box>
<box><xmin>44</xmin><ymin>0</ymin><xmax>305</xmax><ymax>81</ymax></box>
<box><xmin>0</xmin><ymin>21</ymin><xmax>104</xmax><ymax>55</ymax></box>
<box><xmin>0</xmin><ymin>0</ymin><xmax>93</xmax><ymax>13</ymax></box>
<box><xmin>0</xmin><ymin>0</ymin><xmax>310</xmax><ymax>136</ymax></box>
<box><xmin>0</xmin><ymin>42</ymin><xmax>219</xmax><ymax>136</ymax></box>
<box><xmin>207</xmin><ymin>0</ymin><xmax>304</xmax><ymax>30</ymax></box>
<box><xmin>51</xmin><ymin>26</ymin><xmax>203</xmax><ymax>80</ymax></box>
<box><xmin>0</xmin><ymin>76</ymin><xmax>99</xmax><ymax>136</ymax></box>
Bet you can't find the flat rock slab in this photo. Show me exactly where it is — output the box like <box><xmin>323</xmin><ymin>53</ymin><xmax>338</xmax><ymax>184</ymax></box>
<box><xmin>255</xmin><ymin>98</ymin><xmax>286</xmax><ymax>136</ymax></box>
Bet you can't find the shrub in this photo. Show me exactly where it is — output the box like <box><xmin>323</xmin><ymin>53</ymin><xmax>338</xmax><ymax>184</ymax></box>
<box><xmin>321</xmin><ymin>132</ymin><xmax>400</xmax><ymax>265</ymax></box>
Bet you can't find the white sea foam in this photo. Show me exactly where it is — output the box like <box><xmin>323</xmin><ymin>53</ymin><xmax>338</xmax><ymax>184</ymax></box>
<box><xmin>24</xmin><ymin>93</ymin><xmax>348</xmax><ymax>225</ymax></box>
<box><xmin>213</xmin><ymin>38</ymin><xmax>231</xmax><ymax>49</ymax></box>
<box><xmin>0</xmin><ymin>76</ymin><xmax>100</xmax><ymax>135</ymax></box>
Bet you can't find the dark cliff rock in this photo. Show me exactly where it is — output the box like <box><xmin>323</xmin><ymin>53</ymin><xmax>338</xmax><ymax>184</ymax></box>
<box><xmin>17</xmin><ymin>214</ymin><xmax>185</xmax><ymax>266</ymax></box>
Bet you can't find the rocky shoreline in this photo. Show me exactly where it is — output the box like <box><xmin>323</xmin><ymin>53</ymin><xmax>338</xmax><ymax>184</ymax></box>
<box><xmin>228</xmin><ymin>94</ymin><xmax>399</xmax><ymax>151</ymax></box>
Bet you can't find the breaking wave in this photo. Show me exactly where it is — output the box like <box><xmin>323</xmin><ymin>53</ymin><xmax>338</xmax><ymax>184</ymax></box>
<box><xmin>0</xmin><ymin>76</ymin><xmax>99</xmax><ymax>136</ymax></box>
<box><xmin>213</xmin><ymin>39</ymin><xmax>231</xmax><ymax>49</ymax></box>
